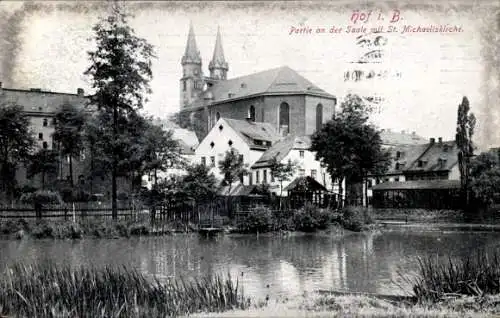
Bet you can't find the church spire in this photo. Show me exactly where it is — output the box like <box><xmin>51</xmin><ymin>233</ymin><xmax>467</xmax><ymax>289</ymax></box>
<box><xmin>209</xmin><ymin>26</ymin><xmax>229</xmax><ymax>80</ymax></box>
<box><xmin>182</xmin><ymin>21</ymin><xmax>202</xmax><ymax>65</ymax></box>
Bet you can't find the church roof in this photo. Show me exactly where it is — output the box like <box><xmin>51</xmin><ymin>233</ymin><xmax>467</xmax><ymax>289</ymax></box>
<box><xmin>223</xmin><ymin>118</ymin><xmax>281</xmax><ymax>146</ymax></box>
<box><xmin>380</xmin><ymin>130</ymin><xmax>427</xmax><ymax>146</ymax></box>
<box><xmin>405</xmin><ymin>140</ymin><xmax>458</xmax><ymax>172</ymax></box>
<box><xmin>182</xmin><ymin>22</ymin><xmax>202</xmax><ymax>65</ymax></box>
<box><xmin>186</xmin><ymin>66</ymin><xmax>335</xmax><ymax>109</ymax></box>
<box><xmin>252</xmin><ymin>135</ymin><xmax>311</xmax><ymax>168</ymax></box>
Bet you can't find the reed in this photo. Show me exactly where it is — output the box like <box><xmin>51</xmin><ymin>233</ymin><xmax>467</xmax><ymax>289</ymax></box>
<box><xmin>403</xmin><ymin>249</ymin><xmax>500</xmax><ymax>303</ymax></box>
<box><xmin>0</xmin><ymin>261</ymin><xmax>250</xmax><ymax>317</ymax></box>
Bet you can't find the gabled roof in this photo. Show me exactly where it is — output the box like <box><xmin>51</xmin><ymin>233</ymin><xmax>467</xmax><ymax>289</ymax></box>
<box><xmin>223</xmin><ymin>118</ymin><xmax>281</xmax><ymax>148</ymax></box>
<box><xmin>284</xmin><ymin>176</ymin><xmax>328</xmax><ymax>192</ymax></box>
<box><xmin>218</xmin><ymin>184</ymin><xmax>265</xmax><ymax>196</ymax></box>
<box><xmin>187</xmin><ymin>66</ymin><xmax>335</xmax><ymax>108</ymax></box>
<box><xmin>380</xmin><ymin>130</ymin><xmax>428</xmax><ymax>146</ymax></box>
<box><xmin>406</xmin><ymin>140</ymin><xmax>458</xmax><ymax>172</ymax></box>
<box><xmin>372</xmin><ymin>180</ymin><xmax>460</xmax><ymax>191</ymax></box>
<box><xmin>384</xmin><ymin>143</ymin><xmax>430</xmax><ymax>174</ymax></box>
<box><xmin>252</xmin><ymin>135</ymin><xmax>311</xmax><ymax>169</ymax></box>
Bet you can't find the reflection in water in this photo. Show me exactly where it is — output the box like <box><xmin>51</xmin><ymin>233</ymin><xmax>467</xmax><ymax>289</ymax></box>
<box><xmin>1</xmin><ymin>230</ymin><xmax>500</xmax><ymax>299</ymax></box>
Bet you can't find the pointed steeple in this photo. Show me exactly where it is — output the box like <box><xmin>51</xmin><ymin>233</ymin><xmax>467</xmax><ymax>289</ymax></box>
<box><xmin>209</xmin><ymin>26</ymin><xmax>229</xmax><ymax>80</ymax></box>
<box><xmin>182</xmin><ymin>22</ymin><xmax>202</xmax><ymax>65</ymax></box>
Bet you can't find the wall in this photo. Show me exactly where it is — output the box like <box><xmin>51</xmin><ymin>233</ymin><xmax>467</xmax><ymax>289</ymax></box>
<box><xmin>263</xmin><ymin>95</ymin><xmax>305</xmax><ymax>136</ymax></box>
<box><xmin>304</xmin><ymin>95</ymin><xmax>336</xmax><ymax>135</ymax></box>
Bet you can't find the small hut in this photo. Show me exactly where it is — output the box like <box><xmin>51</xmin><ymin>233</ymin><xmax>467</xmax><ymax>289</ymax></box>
<box><xmin>284</xmin><ymin>176</ymin><xmax>329</xmax><ymax>208</ymax></box>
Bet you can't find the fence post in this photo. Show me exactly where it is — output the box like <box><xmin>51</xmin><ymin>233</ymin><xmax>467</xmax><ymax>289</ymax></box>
<box><xmin>72</xmin><ymin>202</ymin><xmax>76</xmax><ymax>223</ymax></box>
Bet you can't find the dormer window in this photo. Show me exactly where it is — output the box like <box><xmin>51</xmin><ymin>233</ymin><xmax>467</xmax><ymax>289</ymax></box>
<box><xmin>43</xmin><ymin>118</ymin><xmax>48</xmax><ymax>127</ymax></box>
<box><xmin>395</xmin><ymin>163</ymin><xmax>400</xmax><ymax>170</ymax></box>
<box><xmin>396</xmin><ymin>151</ymin><xmax>401</xmax><ymax>159</ymax></box>
<box><xmin>228</xmin><ymin>93</ymin><xmax>234</xmax><ymax>98</ymax></box>
<box><xmin>417</xmin><ymin>160</ymin><xmax>423</xmax><ymax>167</ymax></box>
<box><xmin>443</xmin><ymin>145</ymin><xmax>449</xmax><ymax>152</ymax></box>
<box><xmin>241</xmin><ymin>83</ymin><xmax>247</xmax><ymax>88</ymax></box>
<box><xmin>210</xmin><ymin>141</ymin><xmax>215</xmax><ymax>148</ymax></box>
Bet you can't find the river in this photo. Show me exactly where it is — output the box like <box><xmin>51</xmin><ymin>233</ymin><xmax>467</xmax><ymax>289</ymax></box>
<box><xmin>1</xmin><ymin>228</ymin><xmax>500</xmax><ymax>301</ymax></box>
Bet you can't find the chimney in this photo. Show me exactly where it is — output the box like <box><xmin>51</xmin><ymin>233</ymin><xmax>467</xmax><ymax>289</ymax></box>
<box><xmin>438</xmin><ymin>137</ymin><xmax>442</xmax><ymax>145</ymax></box>
<box><xmin>412</xmin><ymin>131</ymin><xmax>416</xmax><ymax>135</ymax></box>
<box><xmin>430</xmin><ymin>138</ymin><xmax>435</xmax><ymax>144</ymax></box>
<box><xmin>77</xmin><ymin>88</ymin><xmax>84</xmax><ymax>96</ymax></box>
<box><xmin>401</xmin><ymin>130</ymin><xmax>405</xmax><ymax>134</ymax></box>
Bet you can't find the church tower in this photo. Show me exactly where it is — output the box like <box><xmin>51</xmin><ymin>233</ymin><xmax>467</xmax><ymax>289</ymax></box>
<box><xmin>208</xmin><ymin>26</ymin><xmax>229</xmax><ymax>80</ymax></box>
<box><xmin>180</xmin><ymin>22</ymin><xmax>204</xmax><ymax>108</ymax></box>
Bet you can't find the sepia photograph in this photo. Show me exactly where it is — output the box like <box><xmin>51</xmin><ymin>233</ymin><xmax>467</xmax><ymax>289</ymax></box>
<box><xmin>0</xmin><ymin>0</ymin><xmax>499</xmax><ymax>316</ymax></box>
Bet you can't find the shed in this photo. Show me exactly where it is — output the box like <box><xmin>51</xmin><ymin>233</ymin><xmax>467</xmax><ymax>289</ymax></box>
<box><xmin>284</xmin><ymin>176</ymin><xmax>330</xmax><ymax>208</ymax></box>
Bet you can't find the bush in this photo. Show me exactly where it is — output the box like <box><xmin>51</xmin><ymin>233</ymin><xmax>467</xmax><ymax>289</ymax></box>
<box><xmin>292</xmin><ymin>203</ymin><xmax>332</xmax><ymax>232</ymax></box>
<box><xmin>237</xmin><ymin>206</ymin><xmax>273</xmax><ymax>233</ymax></box>
<box><xmin>340</xmin><ymin>206</ymin><xmax>373</xmax><ymax>232</ymax></box>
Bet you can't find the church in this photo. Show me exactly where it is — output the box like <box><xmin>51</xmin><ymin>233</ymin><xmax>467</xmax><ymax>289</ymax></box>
<box><xmin>177</xmin><ymin>23</ymin><xmax>338</xmax><ymax>141</ymax></box>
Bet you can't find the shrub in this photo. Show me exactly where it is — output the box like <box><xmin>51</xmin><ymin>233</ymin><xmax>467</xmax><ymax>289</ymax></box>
<box><xmin>340</xmin><ymin>206</ymin><xmax>373</xmax><ymax>232</ymax></box>
<box><xmin>237</xmin><ymin>206</ymin><xmax>273</xmax><ymax>233</ymax></box>
<box><xmin>292</xmin><ymin>203</ymin><xmax>332</xmax><ymax>232</ymax></box>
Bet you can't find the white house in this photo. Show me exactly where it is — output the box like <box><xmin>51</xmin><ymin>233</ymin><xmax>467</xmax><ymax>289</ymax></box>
<box><xmin>250</xmin><ymin>135</ymin><xmax>334</xmax><ymax>196</ymax></box>
<box><xmin>194</xmin><ymin>117</ymin><xmax>281</xmax><ymax>187</ymax></box>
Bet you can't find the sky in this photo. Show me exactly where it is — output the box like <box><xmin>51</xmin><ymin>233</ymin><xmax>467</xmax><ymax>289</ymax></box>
<box><xmin>0</xmin><ymin>1</ymin><xmax>498</xmax><ymax>149</ymax></box>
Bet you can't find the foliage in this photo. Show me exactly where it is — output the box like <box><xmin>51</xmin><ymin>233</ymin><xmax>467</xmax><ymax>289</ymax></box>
<box><xmin>0</xmin><ymin>261</ymin><xmax>249</xmax><ymax>317</ymax></box>
<box><xmin>311</xmin><ymin>94</ymin><xmax>390</xmax><ymax>202</ymax></box>
<box><xmin>84</xmin><ymin>4</ymin><xmax>155</xmax><ymax>219</ymax></box>
<box><xmin>19</xmin><ymin>190</ymin><xmax>63</xmax><ymax>206</ymax></box>
<box><xmin>52</xmin><ymin>103</ymin><xmax>86</xmax><ymax>187</ymax></box>
<box><xmin>180</xmin><ymin>164</ymin><xmax>218</xmax><ymax>203</ymax></box>
<box><xmin>455</xmin><ymin>96</ymin><xmax>476</xmax><ymax>206</ymax></box>
<box><xmin>269</xmin><ymin>157</ymin><xmax>297</xmax><ymax>197</ymax></box>
<box><xmin>470</xmin><ymin>151</ymin><xmax>500</xmax><ymax>206</ymax></box>
<box><xmin>237</xmin><ymin>206</ymin><xmax>273</xmax><ymax>233</ymax></box>
<box><xmin>403</xmin><ymin>249</ymin><xmax>500</xmax><ymax>303</ymax></box>
<box><xmin>0</xmin><ymin>103</ymin><xmax>35</xmax><ymax>198</ymax></box>
<box><xmin>339</xmin><ymin>205</ymin><xmax>374</xmax><ymax>232</ymax></box>
<box><xmin>218</xmin><ymin>148</ymin><xmax>248</xmax><ymax>193</ymax></box>
<box><xmin>27</xmin><ymin>149</ymin><xmax>59</xmax><ymax>189</ymax></box>
<box><xmin>292</xmin><ymin>203</ymin><xmax>332</xmax><ymax>232</ymax></box>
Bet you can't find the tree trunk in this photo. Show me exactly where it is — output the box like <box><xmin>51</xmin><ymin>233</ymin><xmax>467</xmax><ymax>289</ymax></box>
<box><xmin>90</xmin><ymin>150</ymin><xmax>94</xmax><ymax>196</ymax></box>
<box><xmin>112</xmin><ymin>105</ymin><xmax>118</xmax><ymax>220</ymax></box>
<box><xmin>69</xmin><ymin>155</ymin><xmax>73</xmax><ymax>188</ymax></box>
<box><xmin>42</xmin><ymin>171</ymin><xmax>45</xmax><ymax>190</ymax></box>
<box><xmin>279</xmin><ymin>181</ymin><xmax>283</xmax><ymax>210</ymax></box>
<box><xmin>338</xmin><ymin>178</ymin><xmax>344</xmax><ymax>208</ymax></box>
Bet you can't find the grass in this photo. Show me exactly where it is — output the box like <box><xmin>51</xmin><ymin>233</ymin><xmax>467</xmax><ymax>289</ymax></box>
<box><xmin>0</xmin><ymin>261</ymin><xmax>250</xmax><ymax>317</ymax></box>
<box><xmin>401</xmin><ymin>249</ymin><xmax>500</xmax><ymax>303</ymax></box>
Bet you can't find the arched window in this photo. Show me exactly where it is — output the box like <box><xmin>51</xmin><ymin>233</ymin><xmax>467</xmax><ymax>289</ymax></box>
<box><xmin>279</xmin><ymin>102</ymin><xmax>290</xmax><ymax>134</ymax></box>
<box><xmin>248</xmin><ymin>105</ymin><xmax>255</xmax><ymax>122</ymax></box>
<box><xmin>216</xmin><ymin>112</ymin><xmax>220</xmax><ymax>121</ymax></box>
<box><xmin>316</xmin><ymin>103</ymin><xmax>323</xmax><ymax>131</ymax></box>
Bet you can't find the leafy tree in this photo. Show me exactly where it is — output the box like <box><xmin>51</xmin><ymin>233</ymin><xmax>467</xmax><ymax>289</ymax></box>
<box><xmin>311</xmin><ymin>94</ymin><xmax>390</xmax><ymax>206</ymax></box>
<box><xmin>470</xmin><ymin>150</ymin><xmax>500</xmax><ymax>208</ymax></box>
<box><xmin>269</xmin><ymin>157</ymin><xmax>297</xmax><ymax>208</ymax></box>
<box><xmin>27</xmin><ymin>149</ymin><xmax>59</xmax><ymax>190</ymax></box>
<box><xmin>0</xmin><ymin>104</ymin><xmax>35</xmax><ymax>200</ymax></box>
<box><xmin>218</xmin><ymin>148</ymin><xmax>248</xmax><ymax>196</ymax></box>
<box><xmin>85</xmin><ymin>4</ymin><xmax>155</xmax><ymax>219</ymax></box>
<box><xmin>52</xmin><ymin>103</ymin><xmax>86</xmax><ymax>188</ymax></box>
<box><xmin>455</xmin><ymin>96</ymin><xmax>476</xmax><ymax>206</ymax></box>
<box><xmin>181</xmin><ymin>163</ymin><xmax>218</xmax><ymax>204</ymax></box>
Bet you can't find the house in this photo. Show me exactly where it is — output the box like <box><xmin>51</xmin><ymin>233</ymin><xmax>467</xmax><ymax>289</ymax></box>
<box><xmin>194</xmin><ymin>117</ymin><xmax>281</xmax><ymax>185</ymax></box>
<box><xmin>177</xmin><ymin>24</ymin><xmax>337</xmax><ymax>141</ymax></box>
<box><xmin>0</xmin><ymin>83</ymin><xmax>88</xmax><ymax>188</ymax></box>
<box><xmin>250</xmin><ymin>135</ymin><xmax>333</xmax><ymax>196</ymax></box>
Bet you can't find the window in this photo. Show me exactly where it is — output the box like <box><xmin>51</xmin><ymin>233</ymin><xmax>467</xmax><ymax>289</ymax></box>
<box><xmin>384</xmin><ymin>178</ymin><xmax>389</xmax><ymax>182</ymax></box>
<box><xmin>395</xmin><ymin>163</ymin><xmax>400</xmax><ymax>170</ymax></box>
<box><xmin>210</xmin><ymin>156</ymin><xmax>215</xmax><ymax>167</ymax></box>
<box><xmin>249</xmin><ymin>173</ymin><xmax>253</xmax><ymax>185</ymax></box>
<box><xmin>255</xmin><ymin>170</ymin><xmax>260</xmax><ymax>184</ymax></box>
<box><xmin>216</xmin><ymin>112</ymin><xmax>220</xmax><ymax>121</ymax></box>
<box><xmin>263</xmin><ymin>170</ymin><xmax>268</xmax><ymax>184</ymax></box>
<box><xmin>52</xmin><ymin>118</ymin><xmax>57</xmax><ymax>126</ymax></box>
<box><xmin>248</xmin><ymin>105</ymin><xmax>256</xmax><ymax>122</ymax></box>
<box><xmin>367</xmin><ymin>180</ymin><xmax>373</xmax><ymax>188</ymax></box>
<box><xmin>396</xmin><ymin>151</ymin><xmax>401</xmax><ymax>159</ymax></box>
<box><xmin>271</xmin><ymin>173</ymin><xmax>275</xmax><ymax>182</ymax></box>
<box><xmin>38</xmin><ymin>133</ymin><xmax>43</xmax><ymax>140</ymax></box>
<box><xmin>182</xmin><ymin>80</ymin><xmax>186</xmax><ymax>91</ymax></box>
<box><xmin>219</xmin><ymin>125</ymin><xmax>223</xmax><ymax>131</ymax></box>
<box><xmin>210</xmin><ymin>141</ymin><xmax>215</xmax><ymax>148</ymax></box>
<box><xmin>395</xmin><ymin>177</ymin><xmax>400</xmax><ymax>182</ymax></box>
<box><xmin>228</xmin><ymin>140</ymin><xmax>233</xmax><ymax>146</ymax></box>
<box><xmin>417</xmin><ymin>160</ymin><xmax>423</xmax><ymax>167</ymax></box>
<box><xmin>311</xmin><ymin>169</ymin><xmax>317</xmax><ymax>179</ymax></box>
<box><xmin>299</xmin><ymin>150</ymin><xmax>304</xmax><ymax>158</ymax></box>
<box><xmin>43</xmin><ymin>118</ymin><xmax>48</xmax><ymax>127</ymax></box>
<box><xmin>201</xmin><ymin>157</ymin><xmax>206</xmax><ymax>166</ymax></box>
<box><xmin>42</xmin><ymin>142</ymin><xmax>48</xmax><ymax>149</ymax></box>
<box><xmin>279</xmin><ymin>102</ymin><xmax>290</xmax><ymax>134</ymax></box>
<box><xmin>299</xmin><ymin>169</ymin><xmax>305</xmax><ymax>176</ymax></box>
<box><xmin>316</xmin><ymin>104</ymin><xmax>323</xmax><ymax>131</ymax></box>
<box><xmin>239</xmin><ymin>154</ymin><xmax>244</xmax><ymax>163</ymax></box>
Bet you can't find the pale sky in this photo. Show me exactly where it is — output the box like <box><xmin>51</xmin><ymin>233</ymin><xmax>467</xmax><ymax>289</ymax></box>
<box><xmin>0</xmin><ymin>1</ymin><xmax>498</xmax><ymax>149</ymax></box>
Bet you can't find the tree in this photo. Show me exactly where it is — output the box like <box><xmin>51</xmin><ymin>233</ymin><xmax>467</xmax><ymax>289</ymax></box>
<box><xmin>456</xmin><ymin>96</ymin><xmax>476</xmax><ymax>207</ymax></box>
<box><xmin>85</xmin><ymin>4</ymin><xmax>155</xmax><ymax>219</ymax></box>
<box><xmin>181</xmin><ymin>163</ymin><xmax>218</xmax><ymax>204</ymax></box>
<box><xmin>311</xmin><ymin>94</ymin><xmax>390</xmax><ymax>206</ymax></box>
<box><xmin>27</xmin><ymin>149</ymin><xmax>59</xmax><ymax>190</ymax></box>
<box><xmin>218</xmin><ymin>148</ymin><xmax>247</xmax><ymax>196</ymax></box>
<box><xmin>0</xmin><ymin>104</ymin><xmax>35</xmax><ymax>201</ymax></box>
<box><xmin>52</xmin><ymin>103</ymin><xmax>86</xmax><ymax>188</ymax></box>
<box><xmin>269</xmin><ymin>157</ymin><xmax>297</xmax><ymax>208</ymax></box>
<box><xmin>470</xmin><ymin>150</ymin><xmax>500</xmax><ymax>209</ymax></box>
